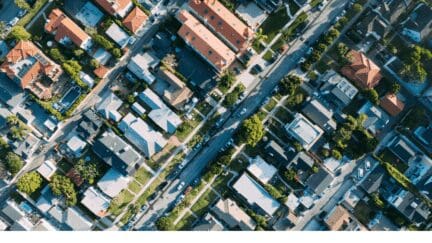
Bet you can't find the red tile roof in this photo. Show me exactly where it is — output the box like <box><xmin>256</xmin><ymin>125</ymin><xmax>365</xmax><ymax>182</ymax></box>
<box><xmin>0</xmin><ymin>41</ymin><xmax>62</xmax><ymax>99</ymax></box>
<box><xmin>122</xmin><ymin>7</ymin><xmax>148</xmax><ymax>33</ymax></box>
<box><xmin>177</xmin><ymin>10</ymin><xmax>236</xmax><ymax>72</ymax></box>
<box><xmin>188</xmin><ymin>0</ymin><xmax>253</xmax><ymax>52</ymax></box>
<box><xmin>45</xmin><ymin>9</ymin><xmax>90</xmax><ymax>47</ymax></box>
<box><xmin>380</xmin><ymin>93</ymin><xmax>405</xmax><ymax>116</ymax></box>
<box><xmin>94</xmin><ymin>65</ymin><xmax>110</xmax><ymax>78</ymax></box>
<box><xmin>340</xmin><ymin>50</ymin><xmax>382</xmax><ymax>90</ymax></box>
<box><xmin>95</xmin><ymin>0</ymin><xmax>132</xmax><ymax>16</ymax></box>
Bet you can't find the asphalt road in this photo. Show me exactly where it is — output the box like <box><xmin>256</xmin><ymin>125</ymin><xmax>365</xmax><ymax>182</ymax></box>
<box><xmin>134</xmin><ymin>0</ymin><xmax>351</xmax><ymax>230</ymax></box>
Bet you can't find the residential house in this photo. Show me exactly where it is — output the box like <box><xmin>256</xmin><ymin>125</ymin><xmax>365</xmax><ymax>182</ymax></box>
<box><xmin>36</xmin><ymin>160</ymin><xmax>57</xmax><ymax>181</ymax></box>
<box><xmin>127</xmin><ymin>52</ymin><xmax>160</xmax><ymax>84</ymax></box>
<box><xmin>118</xmin><ymin>113</ymin><xmax>168</xmax><ymax>158</ymax></box>
<box><xmin>302</xmin><ymin>99</ymin><xmax>337</xmax><ymax>132</ymax></box>
<box><xmin>357</xmin><ymin>101</ymin><xmax>390</xmax><ymax>135</ymax></box>
<box><xmin>306</xmin><ymin>167</ymin><xmax>333</xmax><ymax>195</ymax></box>
<box><xmin>0</xmin><ymin>41</ymin><xmax>63</xmax><ymax>100</ymax></box>
<box><xmin>193</xmin><ymin>213</ymin><xmax>225</xmax><ymax>231</ymax></box>
<box><xmin>75</xmin><ymin>1</ymin><xmax>104</xmax><ymax>28</ymax></box>
<box><xmin>45</xmin><ymin>9</ymin><xmax>92</xmax><ymax>50</ymax></box>
<box><xmin>341</xmin><ymin>50</ymin><xmax>382</xmax><ymax>90</ymax></box>
<box><xmin>177</xmin><ymin>10</ymin><xmax>236</xmax><ymax>72</ymax></box>
<box><xmin>286</xmin><ymin>152</ymin><xmax>315</xmax><ymax>186</ymax></box>
<box><xmin>380</xmin><ymin>93</ymin><xmax>405</xmax><ymax>116</ymax></box>
<box><xmin>81</xmin><ymin>187</ymin><xmax>110</xmax><ymax>218</ymax></box>
<box><xmin>65</xmin><ymin>135</ymin><xmax>87</xmax><ymax>158</ymax></box>
<box><xmin>247</xmin><ymin>156</ymin><xmax>277</xmax><ymax>184</ymax></box>
<box><xmin>355</xmin><ymin>11</ymin><xmax>389</xmax><ymax>40</ymax></box>
<box><xmin>105</xmin><ymin>23</ymin><xmax>131</xmax><ymax>48</ymax></box>
<box><xmin>264</xmin><ymin>140</ymin><xmax>293</xmax><ymax>167</ymax></box>
<box><xmin>122</xmin><ymin>7</ymin><xmax>148</xmax><ymax>34</ymax></box>
<box><xmin>76</xmin><ymin>109</ymin><xmax>103</xmax><ymax>141</ymax></box>
<box><xmin>377</xmin><ymin>0</ymin><xmax>412</xmax><ymax>25</ymax></box>
<box><xmin>387</xmin><ymin>135</ymin><xmax>419</xmax><ymax>164</ymax></box>
<box><xmin>187</xmin><ymin>0</ymin><xmax>253</xmax><ymax>53</ymax></box>
<box><xmin>97</xmin><ymin>168</ymin><xmax>130</xmax><ymax>198</ymax></box>
<box><xmin>0</xmin><ymin>73</ymin><xmax>27</xmax><ymax>109</ymax></box>
<box><xmin>79</xmin><ymin>71</ymin><xmax>95</xmax><ymax>88</ymax></box>
<box><xmin>253</xmin><ymin>0</ymin><xmax>282</xmax><ymax>13</ymax></box>
<box><xmin>322</xmin><ymin>71</ymin><xmax>359</xmax><ymax>109</ymax></box>
<box><xmin>95</xmin><ymin>0</ymin><xmax>134</xmax><ymax>18</ymax></box>
<box><xmin>386</xmin><ymin>189</ymin><xmax>430</xmax><ymax>225</ymax></box>
<box><xmin>359</xmin><ymin>165</ymin><xmax>388</xmax><ymax>194</ymax></box>
<box><xmin>324</xmin><ymin>205</ymin><xmax>365</xmax><ymax>231</ymax></box>
<box><xmin>232</xmin><ymin>173</ymin><xmax>280</xmax><ymax>216</ymax></box>
<box><xmin>211</xmin><ymin>198</ymin><xmax>257</xmax><ymax>231</ymax></box>
<box><xmin>285</xmin><ymin>113</ymin><xmax>324</xmax><ymax>151</ymax></box>
<box><xmin>401</xmin><ymin>3</ymin><xmax>432</xmax><ymax>43</ymax></box>
<box><xmin>138</xmin><ymin>88</ymin><xmax>182</xmax><ymax>134</ymax></box>
<box><xmin>414</xmin><ymin>125</ymin><xmax>432</xmax><ymax>146</ymax></box>
<box><xmin>93</xmin><ymin>130</ymin><xmax>142</xmax><ymax>176</ymax></box>
<box><xmin>153</xmin><ymin>68</ymin><xmax>193</xmax><ymax>110</ymax></box>
<box><xmin>11</xmin><ymin>133</ymin><xmax>40</xmax><ymax>161</ymax></box>
<box><xmin>61</xmin><ymin>207</ymin><xmax>93</xmax><ymax>231</ymax></box>
<box><xmin>97</xmin><ymin>92</ymin><xmax>123</xmax><ymax>122</ymax></box>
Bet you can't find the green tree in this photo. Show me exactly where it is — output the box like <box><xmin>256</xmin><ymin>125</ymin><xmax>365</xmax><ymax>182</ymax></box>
<box><xmin>93</xmin><ymin>34</ymin><xmax>114</xmax><ymax>50</ymax></box>
<box><xmin>219</xmin><ymin>70</ymin><xmax>236</xmax><ymax>92</ymax></box>
<box><xmin>15</xmin><ymin>0</ymin><xmax>30</xmax><ymax>10</ymax></box>
<box><xmin>90</xmin><ymin>59</ymin><xmax>100</xmax><ymax>69</ymax></box>
<box><xmin>73</xmin><ymin>49</ymin><xmax>84</xmax><ymax>58</ymax></box>
<box><xmin>283</xmin><ymin>169</ymin><xmax>297</xmax><ymax>182</ymax></box>
<box><xmin>280</xmin><ymin>74</ymin><xmax>303</xmax><ymax>96</ymax></box>
<box><xmin>49</xmin><ymin>48</ymin><xmax>66</xmax><ymax>63</ymax></box>
<box><xmin>364</xmin><ymin>88</ymin><xmax>379</xmax><ymax>105</ymax></box>
<box><xmin>0</xmin><ymin>21</ymin><xmax>6</xmax><ymax>35</ymax></box>
<box><xmin>17</xmin><ymin>171</ymin><xmax>42</xmax><ymax>195</ymax></box>
<box><xmin>155</xmin><ymin>216</ymin><xmax>173</xmax><ymax>230</ymax></box>
<box><xmin>391</xmin><ymin>82</ymin><xmax>401</xmax><ymax>94</ymax></box>
<box><xmin>401</xmin><ymin>45</ymin><xmax>432</xmax><ymax>82</ymax></box>
<box><xmin>331</xmin><ymin>149</ymin><xmax>342</xmax><ymax>160</ymax></box>
<box><xmin>49</xmin><ymin>174</ymin><xmax>77</xmax><ymax>206</ymax></box>
<box><xmin>74</xmin><ymin>159</ymin><xmax>99</xmax><ymax>184</ymax></box>
<box><xmin>255</xmin><ymin>28</ymin><xmax>268</xmax><ymax>43</ymax></box>
<box><xmin>237</xmin><ymin>114</ymin><xmax>264</xmax><ymax>147</ymax></box>
<box><xmin>112</xmin><ymin>48</ymin><xmax>122</xmax><ymax>59</ymax></box>
<box><xmin>353</xmin><ymin>3</ymin><xmax>363</xmax><ymax>13</ymax></box>
<box><xmin>223</xmin><ymin>92</ymin><xmax>239</xmax><ymax>107</ymax></box>
<box><xmin>5</xmin><ymin>152</ymin><xmax>23</xmax><ymax>175</ymax></box>
<box><xmin>8</xmin><ymin>26</ymin><xmax>31</xmax><ymax>40</ymax></box>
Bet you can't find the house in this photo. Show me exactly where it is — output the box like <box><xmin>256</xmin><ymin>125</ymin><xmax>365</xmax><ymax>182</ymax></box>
<box><xmin>93</xmin><ymin>130</ymin><xmax>142</xmax><ymax>176</ymax></box>
<box><xmin>285</xmin><ymin>113</ymin><xmax>324</xmax><ymax>151</ymax></box>
<box><xmin>357</xmin><ymin>101</ymin><xmax>390</xmax><ymax>135</ymax></box>
<box><xmin>232</xmin><ymin>173</ymin><xmax>280</xmax><ymax>216</ymax></box>
<box><xmin>79</xmin><ymin>72</ymin><xmax>95</xmax><ymax>88</ymax></box>
<box><xmin>76</xmin><ymin>109</ymin><xmax>103</xmax><ymax>141</ymax></box>
<box><xmin>380</xmin><ymin>93</ymin><xmax>405</xmax><ymax>116</ymax></box>
<box><xmin>131</xmin><ymin>102</ymin><xmax>146</xmax><ymax>116</ymax></box>
<box><xmin>247</xmin><ymin>156</ymin><xmax>277</xmax><ymax>184</ymax></box>
<box><xmin>187</xmin><ymin>0</ymin><xmax>253</xmax><ymax>53</ymax></box>
<box><xmin>97</xmin><ymin>92</ymin><xmax>123</xmax><ymax>122</ymax></box>
<box><xmin>97</xmin><ymin>168</ymin><xmax>130</xmax><ymax>198</ymax></box>
<box><xmin>37</xmin><ymin>160</ymin><xmax>57</xmax><ymax>181</ymax></box>
<box><xmin>122</xmin><ymin>7</ymin><xmax>148</xmax><ymax>34</ymax></box>
<box><xmin>62</xmin><ymin>207</ymin><xmax>93</xmax><ymax>231</ymax></box>
<box><xmin>105</xmin><ymin>23</ymin><xmax>131</xmax><ymax>48</ymax></box>
<box><xmin>264</xmin><ymin>140</ymin><xmax>292</xmax><ymax>166</ymax></box>
<box><xmin>11</xmin><ymin>133</ymin><xmax>40</xmax><ymax>161</ymax></box>
<box><xmin>2</xmin><ymin>201</ymin><xmax>25</xmax><ymax>223</ymax></box>
<box><xmin>177</xmin><ymin>10</ymin><xmax>236</xmax><ymax>72</ymax></box>
<box><xmin>302</xmin><ymin>99</ymin><xmax>337</xmax><ymax>132</ymax></box>
<box><xmin>404</xmin><ymin>154</ymin><xmax>432</xmax><ymax>185</ymax></box>
<box><xmin>65</xmin><ymin>135</ymin><xmax>87</xmax><ymax>158</ymax></box>
<box><xmin>305</xmin><ymin>167</ymin><xmax>333</xmax><ymax>195</ymax></box>
<box><xmin>127</xmin><ymin>52</ymin><xmax>160</xmax><ymax>84</ymax></box>
<box><xmin>253</xmin><ymin>0</ymin><xmax>282</xmax><ymax>13</ymax></box>
<box><xmin>386</xmin><ymin>189</ymin><xmax>430</xmax><ymax>225</ymax></box>
<box><xmin>287</xmin><ymin>152</ymin><xmax>315</xmax><ymax>185</ymax></box>
<box><xmin>401</xmin><ymin>3</ymin><xmax>432</xmax><ymax>43</ymax></box>
<box><xmin>355</xmin><ymin>11</ymin><xmax>389</xmax><ymax>40</ymax></box>
<box><xmin>341</xmin><ymin>188</ymin><xmax>363</xmax><ymax>211</ymax></box>
<box><xmin>211</xmin><ymin>198</ymin><xmax>257</xmax><ymax>231</ymax></box>
<box><xmin>118</xmin><ymin>113</ymin><xmax>167</xmax><ymax>158</ymax></box>
<box><xmin>153</xmin><ymin>68</ymin><xmax>193</xmax><ymax>110</ymax></box>
<box><xmin>324</xmin><ymin>205</ymin><xmax>365</xmax><ymax>231</ymax></box>
<box><xmin>0</xmin><ymin>41</ymin><xmax>63</xmax><ymax>100</ymax></box>
<box><xmin>325</xmin><ymin>71</ymin><xmax>359</xmax><ymax>108</ymax></box>
<box><xmin>193</xmin><ymin>213</ymin><xmax>225</xmax><ymax>231</ymax></box>
<box><xmin>75</xmin><ymin>1</ymin><xmax>104</xmax><ymax>28</ymax></box>
<box><xmin>0</xmin><ymin>73</ymin><xmax>27</xmax><ymax>109</ymax></box>
<box><xmin>32</xmin><ymin>219</ymin><xmax>57</xmax><ymax>231</ymax></box>
<box><xmin>341</xmin><ymin>50</ymin><xmax>382</xmax><ymax>90</ymax></box>
<box><xmin>387</xmin><ymin>135</ymin><xmax>418</xmax><ymax>164</ymax></box>
<box><xmin>45</xmin><ymin>9</ymin><xmax>92</xmax><ymax>50</ymax></box>
<box><xmin>377</xmin><ymin>0</ymin><xmax>412</xmax><ymax>25</ymax></box>
<box><xmin>81</xmin><ymin>187</ymin><xmax>110</xmax><ymax>218</ymax></box>
<box><xmin>95</xmin><ymin>0</ymin><xmax>134</xmax><ymax>18</ymax></box>
<box><xmin>414</xmin><ymin>125</ymin><xmax>432</xmax><ymax>146</ymax></box>
<box><xmin>138</xmin><ymin>88</ymin><xmax>182</xmax><ymax>134</ymax></box>
<box><xmin>359</xmin><ymin>165</ymin><xmax>388</xmax><ymax>194</ymax></box>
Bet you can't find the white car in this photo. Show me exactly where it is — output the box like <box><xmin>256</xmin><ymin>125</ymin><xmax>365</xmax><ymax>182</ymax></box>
<box><xmin>8</xmin><ymin>17</ymin><xmax>19</xmax><ymax>27</ymax></box>
<box><xmin>177</xmin><ymin>181</ymin><xmax>185</xmax><ymax>191</ymax></box>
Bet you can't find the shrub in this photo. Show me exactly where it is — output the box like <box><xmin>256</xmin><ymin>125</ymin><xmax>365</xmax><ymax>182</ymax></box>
<box><xmin>49</xmin><ymin>48</ymin><xmax>66</xmax><ymax>63</ymax></box>
<box><xmin>8</xmin><ymin>26</ymin><xmax>31</xmax><ymax>40</ymax></box>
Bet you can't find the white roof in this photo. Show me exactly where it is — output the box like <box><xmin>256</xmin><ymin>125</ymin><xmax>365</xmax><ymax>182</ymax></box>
<box><xmin>81</xmin><ymin>187</ymin><xmax>110</xmax><ymax>218</ymax></box>
<box><xmin>97</xmin><ymin>168</ymin><xmax>130</xmax><ymax>198</ymax></box>
<box><xmin>118</xmin><ymin>113</ymin><xmax>167</xmax><ymax>157</ymax></box>
<box><xmin>127</xmin><ymin>52</ymin><xmax>160</xmax><ymax>84</ymax></box>
<box><xmin>79</xmin><ymin>71</ymin><xmax>95</xmax><ymax>88</ymax></box>
<box><xmin>0</xmin><ymin>218</ymin><xmax>8</xmax><ymax>231</ymax></box>
<box><xmin>91</xmin><ymin>47</ymin><xmax>112</xmax><ymax>65</ymax></box>
<box><xmin>285</xmin><ymin>113</ymin><xmax>323</xmax><ymax>150</ymax></box>
<box><xmin>67</xmin><ymin>135</ymin><xmax>87</xmax><ymax>153</ymax></box>
<box><xmin>285</xmin><ymin>193</ymin><xmax>300</xmax><ymax>211</ymax></box>
<box><xmin>33</xmin><ymin>219</ymin><xmax>57</xmax><ymax>231</ymax></box>
<box><xmin>35</xmin><ymin>196</ymin><xmax>52</xmax><ymax>214</ymax></box>
<box><xmin>233</xmin><ymin>173</ymin><xmax>280</xmax><ymax>215</ymax></box>
<box><xmin>131</xmin><ymin>102</ymin><xmax>146</xmax><ymax>116</ymax></box>
<box><xmin>11</xmin><ymin>217</ymin><xmax>33</xmax><ymax>231</ymax></box>
<box><xmin>247</xmin><ymin>156</ymin><xmax>277</xmax><ymax>184</ymax></box>
<box><xmin>37</xmin><ymin>160</ymin><xmax>57</xmax><ymax>180</ymax></box>
<box><xmin>212</xmin><ymin>198</ymin><xmax>256</xmax><ymax>230</ymax></box>
<box><xmin>299</xmin><ymin>195</ymin><xmax>314</xmax><ymax>209</ymax></box>
<box><xmin>97</xmin><ymin>92</ymin><xmax>123</xmax><ymax>122</ymax></box>
<box><xmin>65</xmin><ymin>207</ymin><xmax>93</xmax><ymax>231</ymax></box>
<box><xmin>105</xmin><ymin>23</ymin><xmax>130</xmax><ymax>48</ymax></box>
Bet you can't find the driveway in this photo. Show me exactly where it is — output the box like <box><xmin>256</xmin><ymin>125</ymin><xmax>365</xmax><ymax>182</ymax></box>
<box><xmin>0</xmin><ymin>0</ymin><xmax>21</xmax><ymax>23</ymax></box>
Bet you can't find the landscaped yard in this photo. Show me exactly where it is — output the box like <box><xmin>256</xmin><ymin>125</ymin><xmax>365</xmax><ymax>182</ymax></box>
<box><xmin>259</xmin><ymin>6</ymin><xmax>290</xmax><ymax>43</ymax></box>
<box><xmin>134</xmin><ymin>167</ymin><xmax>152</xmax><ymax>185</ymax></box>
<box><xmin>353</xmin><ymin>200</ymin><xmax>376</xmax><ymax>225</ymax></box>
<box><xmin>264</xmin><ymin>98</ymin><xmax>278</xmax><ymax>112</ymax></box>
<box><xmin>274</xmin><ymin>107</ymin><xmax>293</xmax><ymax>124</ymax></box>
<box><xmin>379</xmin><ymin>148</ymin><xmax>408</xmax><ymax>173</ymax></box>
<box><xmin>109</xmin><ymin>190</ymin><xmax>135</xmax><ymax>216</ymax></box>
<box><xmin>263</xmin><ymin>50</ymin><xmax>274</xmax><ymax>62</ymax></box>
<box><xmin>176</xmin><ymin>111</ymin><xmax>203</xmax><ymax>141</ymax></box>
<box><xmin>196</xmin><ymin>101</ymin><xmax>213</xmax><ymax>116</ymax></box>
<box><xmin>190</xmin><ymin>189</ymin><xmax>219</xmax><ymax>217</ymax></box>
<box><xmin>174</xmin><ymin>212</ymin><xmax>197</xmax><ymax>230</ymax></box>
<box><xmin>128</xmin><ymin>180</ymin><xmax>142</xmax><ymax>194</ymax></box>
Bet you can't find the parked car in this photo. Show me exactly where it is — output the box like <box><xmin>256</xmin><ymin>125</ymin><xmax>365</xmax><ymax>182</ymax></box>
<box><xmin>250</xmin><ymin>64</ymin><xmax>263</xmax><ymax>74</ymax></box>
<box><xmin>177</xmin><ymin>181</ymin><xmax>185</xmax><ymax>191</ymax></box>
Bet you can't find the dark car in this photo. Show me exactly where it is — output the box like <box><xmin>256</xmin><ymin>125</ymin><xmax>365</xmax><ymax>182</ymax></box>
<box><xmin>250</xmin><ymin>64</ymin><xmax>263</xmax><ymax>74</ymax></box>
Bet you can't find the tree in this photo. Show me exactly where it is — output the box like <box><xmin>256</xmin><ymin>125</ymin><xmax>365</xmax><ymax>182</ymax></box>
<box><xmin>331</xmin><ymin>149</ymin><xmax>342</xmax><ymax>160</ymax></box>
<box><xmin>8</xmin><ymin>26</ymin><xmax>31</xmax><ymax>40</ymax></box>
<box><xmin>371</xmin><ymin>192</ymin><xmax>385</xmax><ymax>209</ymax></box>
<box><xmin>237</xmin><ymin>114</ymin><xmax>265</xmax><ymax>147</ymax></box>
<box><xmin>219</xmin><ymin>70</ymin><xmax>236</xmax><ymax>91</ymax></box>
<box><xmin>0</xmin><ymin>21</ymin><xmax>6</xmax><ymax>35</ymax></box>
<box><xmin>364</xmin><ymin>88</ymin><xmax>379</xmax><ymax>105</ymax></box>
<box><xmin>352</xmin><ymin>3</ymin><xmax>363</xmax><ymax>13</ymax></box>
<box><xmin>156</xmin><ymin>216</ymin><xmax>173</xmax><ymax>230</ymax></box>
<box><xmin>283</xmin><ymin>169</ymin><xmax>297</xmax><ymax>182</ymax></box>
<box><xmin>4</xmin><ymin>152</ymin><xmax>23</xmax><ymax>175</ymax></box>
<box><xmin>15</xmin><ymin>0</ymin><xmax>30</xmax><ymax>10</ymax></box>
<box><xmin>93</xmin><ymin>34</ymin><xmax>114</xmax><ymax>50</ymax></box>
<box><xmin>73</xmin><ymin>49</ymin><xmax>84</xmax><ymax>58</ymax></box>
<box><xmin>49</xmin><ymin>174</ymin><xmax>77</xmax><ymax>206</ymax></box>
<box><xmin>17</xmin><ymin>171</ymin><xmax>42</xmax><ymax>195</ymax></box>
<box><xmin>90</xmin><ymin>59</ymin><xmax>100</xmax><ymax>69</ymax></box>
<box><xmin>391</xmin><ymin>82</ymin><xmax>401</xmax><ymax>94</ymax></box>
<box><xmin>74</xmin><ymin>159</ymin><xmax>99</xmax><ymax>184</ymax></box>
<box><xmin>280</xmin><ymin>74</ymin><xmax>303</xmax><ymax>96</ymax></box>
<box><xmin>216</xmin><ymin>154</ymin><xmax>232</xmax><ymax>166</ymax></box>
<box><xmin>49</xmin><ymin>48</ymin><xmax>66</xmax><ymax>63</ymax></box>
<box><xmin>112</xmin><ymin>48</ymin><xmax>122</xmax><ymax>59</ymax></box>
<box><xmin>255</xmin><ymin>28</ymin><xmax>268</xmax><ymax>43</ymax></box>
<box><xmin>401</xmin><ymin>45</ymin><xmax>432</xmax><ymax>82</ymax></box>
<box><xmin>223</xmin><ymin>92</ymin><xmax>239</xmax><ymax>107</ymax></box>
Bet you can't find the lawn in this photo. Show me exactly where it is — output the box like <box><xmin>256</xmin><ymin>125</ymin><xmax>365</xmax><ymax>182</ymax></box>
<box><xmin>196</xmin><ymin>101</ymin><xmax>213</xmax><ymax>116</ymax></box>
<box><xmin>175</xmin><ymin>111</ymin><xmax>203</xmax><ymax>141</ymax></box>
<box><xmin>274</xmin><ymin>107</ymin><xmax>293</xmax><ymax>124</ymax></box>
<box><xmin>259</xmin><ymin>6</ymin><xmax>290</xmax><ymax>43</ymax></box>
<box><xmin>190</xmin><ymin>189</ymin><xmax>219</xmax><ymax>217</ymax></box>
<box><xmin>134</xmin><ymin>167</ymin><xmax>152</xmax><ymax>185</ymax></box>
<box><xmin>264</xmin><ymin>98</ymin><xmax>278</xmax><ymax>112</ymax></box>
<box><xmin>128</xmin><ymin>180</ymin><xmax>142</xmax><ymax>194</ymax></box>
<box><xmin>212</xmin><ymin>173</ymin><xmax>235</xmax><ymax>197</ymax></box>
<box><xmin>175</xmin><ymin>212</ymin><xmax>197</xmax><ymax>230</ymax></box>
<box><xmin>109</xmin><ymin>190</ymin><xmax>135</xmax><ymax>216</ymax></box>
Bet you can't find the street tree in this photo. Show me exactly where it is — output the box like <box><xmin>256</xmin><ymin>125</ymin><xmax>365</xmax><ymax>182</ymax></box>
<box><xmin>5</xmin><ymin>152</ymin><xmax>23</xmax><ymax>175</ymax></box>
<box><xmin>237</xmin><ymin>114</ymin><xmax>264</xmax><ymax>147</ymax></box>
<box><xmin>17</xmin><ymin>171</ymin><xmax>42</xmax><ymax>195</ymax></box>
<box><xmin>8</xmin><ymin>26</ymin><xmax>31</xmax><ymax>40</ymax></box>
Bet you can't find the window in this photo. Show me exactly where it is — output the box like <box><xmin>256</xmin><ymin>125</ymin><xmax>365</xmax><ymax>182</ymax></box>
<box><xmin>208</xmin><ymin>50</ymin><xmax>213</xmax><ymax>55</ymax></box>
<box><xmin>204</xmin><ymin>9</ymin><xmax>208</xmax><ymax>14</ymax></box>
<box><xmin>210</xmin><ymin>15</ymin><xmax>215</xmax><ymax>20</ymax></box>
<box><xmin>218</xmin><ymin>21</ymin><xmax>222</xmax><ymax>26</ymax></box>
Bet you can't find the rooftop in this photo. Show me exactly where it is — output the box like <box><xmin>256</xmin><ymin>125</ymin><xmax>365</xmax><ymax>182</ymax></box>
<box><xmin>105</xmin><ymin>23</ymin><xmax>130</xmax><ymax>48</ymax></box>
<box><xmin>122</xmin><ymin>7</ymin><xmax>148</xmax><ymax>34</ymax></box>
<box><xmin>81</xmin><ymin>187</ymin><xmax>110</xmax><ymax>217</ymax></box>
<box><xmin>341</xmin><ymin>50</ymin><xmax>382</xmax><ymax>90</ymax></box>
<box><xmin>97</xmin><ymin>92</ymin><xmax>123</xmax><ymax>122</ymax></box>
<box><xmin>97</xmin><ymin>168</ymin><xmax>130</xmax><ymax>198</ymax></box>
<box><xmin>95</xmin><ymin>0</ymin><xmax>133</xmax><ymax>17</ymax></box>
<box><xmin>247</xmin><ymin>156</ymin><xmax>277</xmax><ymax>184</ymax></box>
<box><xmin>285</xmin><ymin>113</ymin><xmax>324</xmax><ymax>151</ymax></box>
<box><xmin>379</xmin><ymin>93</ymin><xmax>405</xmax><ymax>116</ymax></box>
<box><xmin>211</xmin><ymin>198</ymin><xmax>256</xmax><ymax>231</ymax></box>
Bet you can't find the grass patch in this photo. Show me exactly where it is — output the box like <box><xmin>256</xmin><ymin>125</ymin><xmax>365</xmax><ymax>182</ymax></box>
<box><xmin>264</xmin><ymin>98</ymin><xmax>277</xmax><ymax>112</ymax></box>
<box><xmin>174</xmin><ymin>212</ymin><xmax>197</xmax><ymax>230</ymax></box>
<box><xmin>176</xmin><ymin>111</ymin><xmax>203</xmax><ymax>141</ymax></box>
<box><xmin>109</xmin><ymin>190</ymin><xmax>135</xmax><ymax>216</ymax></box>
<box><xmin>190</xmin><ymin>189</ymin><xmax>219</xmax><ymax>217</ymax></box>
<box><xmin>196</xmin><ymin>101</ymin><xmax>213</xmax><ymax>116</ymax></box>
<box><xmin>260</xmin><ymin>6</ymin><xmax>290</xmax><ymax>43</ymax></box>
<box><xmin>128</xmin><ymin>180</ymin><xmax>142</xmax><ymax>194</ymax></box>
<box><xmin>134</xmin><ymin>168</ymin><xmax>152</xmax><ymax>185</ymax></box>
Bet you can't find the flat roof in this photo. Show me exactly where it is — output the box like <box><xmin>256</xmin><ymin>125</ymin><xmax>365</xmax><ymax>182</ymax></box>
<box><xmin>247</xmin><ymin>156</ymin><xmax>277</xmax><ymax>184</ymax></box>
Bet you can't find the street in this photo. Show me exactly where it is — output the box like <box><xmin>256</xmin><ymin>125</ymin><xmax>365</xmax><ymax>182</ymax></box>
<box><xmin>133</xmin><ymin>0</ymin><xmax>352</xmax><ymax>230</ymax></box>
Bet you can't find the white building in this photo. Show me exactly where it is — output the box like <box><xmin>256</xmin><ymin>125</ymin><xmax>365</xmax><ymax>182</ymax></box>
<box><xmin>79</xmin><ymin>71</ymin><xmax>95</xmax><ymax>88</ymax></box>
<box><xmin>97</xmin><ymin>168</ymin><xmax>130</xmax><ymax>198</ymax></box>
<box><xmin>81</xmin><ymin>187</ymin><xmax>110</xmax><ymax>218</ymax></box>
<box><xmin>66</xmin><ymin>135</ymin><xmax>87</xmax><ymax>158</ymax></box>
<box><xmin>105</xmin><ymin>23</ymin><xmax>131</xmax><ymax>48</ymax></box>
<box><xmin>247</xmin><ymin>156</ymin><xmax>277</xmax><ymax>184</ymax></box>
<box><xmin>97</xmin><ymin>92</ymin><xmax>123</xmax><ymax>122</ymax></box>
<box><xmin>127</xmin><ymin>52</ymin><xmax>160</xmax><ymax>84</ymax></box>
<box><xmin>285</xmin><ymin>113</ymin><xmax>324</xmax><ymax>151</ymax></box>
<box><xmin>37</xmin><ymin>160</ymin><xmax>57</xmax><ymax>181</ymax></box>
<box><xmin>211</xmin><ymin>198</ymin><xmax>256</xmax><ymax>231</ymax></box>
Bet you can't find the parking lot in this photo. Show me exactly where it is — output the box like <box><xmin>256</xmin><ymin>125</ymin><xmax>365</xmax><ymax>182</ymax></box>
<box><xmin>0</xmin><ymin>0</ymin><xmax>22</xmax><ymax>23</ymax></box>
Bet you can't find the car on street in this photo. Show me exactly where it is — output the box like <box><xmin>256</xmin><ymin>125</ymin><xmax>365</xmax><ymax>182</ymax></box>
<box><xmin>250</xmin><ymin>64</ymin><xmax>263</xmax><ymax>74</ymax></box>
<box><xmin>177</xmin><ymin>181</ymin><xmax>185</xmax><ymax>191</ymax></box>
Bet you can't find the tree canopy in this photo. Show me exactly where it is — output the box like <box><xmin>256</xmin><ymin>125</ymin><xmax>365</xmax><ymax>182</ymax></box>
<box><xmin>401</xmin><ymin>45</ymin><xmax>432</xmax><ymax>82</ymax></box>
<box><xmin>74</xmin><ymin>159</ymin><xmax>99</xmax><ymax>184</ymax></box>
<box><xmin>49</xmin><ymin>174</ymin><xmax>77</xmax><ymax>206</ymax></box>
<box><xmin>8</xmin><ymin>26</ymin><xmax>31</xmax><ymax>40</ymax></box>
<box><xmin>17</xmin><ymin>171</ymin><xmax>42</xmax><ymax>195</ymax></box>
<box><xmin>280</xmin><ymin>74</ymin><xmax>303</xmax><ymax>96</ymax></box>
<box><xmin>237</xmin><ymin>114</ymin><xmax>265</xmax><ymax>147</ymax></box>
<box><xmin>4</xmin><ymin>152</ymin><xmax>23</xmax><ymax>175</ymax></box>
